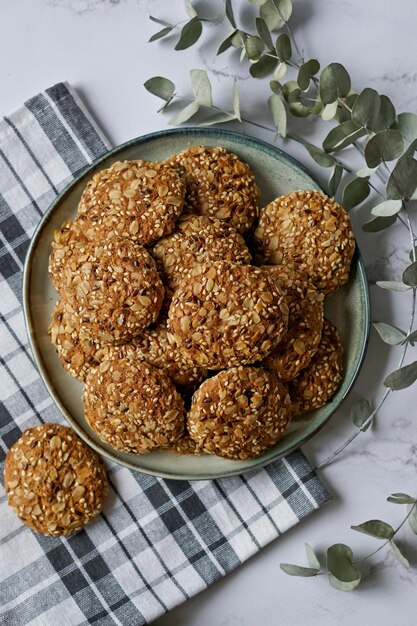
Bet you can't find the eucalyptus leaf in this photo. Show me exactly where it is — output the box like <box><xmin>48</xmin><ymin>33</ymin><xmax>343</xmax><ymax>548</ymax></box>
<box><xmin>351</xmin><ymin>399</ymin><xmax>372</xmax><ymax>430</ymax></box>
<box><xmin>184</xmin><ymin>0</ymin><xmax>197</xmax><ymax>18</ymax></box>
<box><xmin>305</xmin><ymin>543</ymin><xmax>321</xmax><ymax>570</ymax></box>
<box><xmin>323</xmin><ymin>120</ymin><xmax>366</xmax><ymax>152</ymax></box>
<box><xmin>217</xmin><ymin>30</ymin><xmax>237</xmax><ymax>55</ymax></box>
<box><xmin>408</xmin><ymin>504</ymin><xmax>417</xmax><ymax>535</ymax></box>
<box><xmin>403</xmin><ymin>329</ymin><xmax>417</xmax><ymax>344</ymax></box>
<box><xmin>328</xmin><ymin>164</ymin><xmax>343</xmax><ymax>196</ymax></box>
<box><xmin>250</xmin><ymin>55</ymin><xmax>278</xmax><ymax>78</ymax></box>
<box><xmin>175</xmin><ymin>17</ymin><xmax>202</xmax><ymax>50</ymax></box>
<box><xmin>395</xmin><ymin>112</ymin><xmax>417</xmax><ymax>142</ymax></box>
<box><xmin>199</xmin><ymin>111</ymin><xmax>236</xmax><ymax>126</ymax></box>
<box><xmin>149</xmin><ymin>26</ymin><xmax>174</xmax><ymax>42</ymax></box>
<box><xmin>270</xmin><ymin>80</ymin><xmax>283</xmax><ymax>95</ymax></box>
<box><xmin>282</xmin><ymin>80</ymin><xmax>299</xmax><ymax>99</ymax></box>
<box><xmin>321</xmin><ymin>101</ymin><xmax>339</xmax><ymax>121</ymax></box>
<box><xmin>403</xmin><ymin>261</ymin><xmax>417</xmax><ymax>286</ymax></box>
<box><xmin>319</xmin><ymin>63</ymin><xmax>351</xmax><ymax>105</ymax></box>
<box><xmin>384</xmin><ymin>361</ymin><xmax>417</xmax><ymax>390</ymax></box>
<box><xmin>149</xmin><ymin>15</ymin><xmax>174</xmax><ymax>27</ymax></box>
<box><xmin>168</xmin><ymin>100</ymin><xmax>199</xmax><ymax>125</ymax></box>
<box><xmin>373</xmin><ymin>322</ymin><xmax>406</xmax><ymax>345</ymax></box>
<box><xmin>351</xmin><ymin>519</ymin><xmax>394</xmax><ymax>540</ymax></box>
<box><xmin>225</xmin><ymin>0</ymin><xmax>237</xmax><ymax>28</ymax></box>
<box><xmin>402</xmin><ymin>138</ymin><xmax>417</xmax><ymax>159</ymax></box>
<box><xmin>280</xmin><ymin>563</ymin><xmax>319</xmax><ymax>577</ymax></box>
<box><xmin>362</xmin><ymin>215</ymin><xmax>397</xmax><ymax>233</ymax></box>
<box><xmin>231</xmin><ymin>30</ymin><xmax>246</xmax><ymax>48</ymax></box>
<box><xmin>342</xmin><ymin>176</ymin><xmax>370</xmax><ymax>210</ymax></box>
<box><xmin>374</xmin><ymin>95</ymin><xmax>396</xmax><ymax>131</ymax></box>
<box><xmin>268</xmin><ymin>94</ymin><xmax>287</xmax><ymax>137</ymax></box>
<box><xmin>371</xmin><ymin>199</ymin><xmax>402</xmax><ymax>217</ymax></box>
<box><xmin>410</xmin><ymin>247</ymin><xmax>417</xmax><ymax>262</ymax></box>
<box><xmin>356</xmin><ymin>166</ymin><xmax>378</xmax><ymax>178</ymax></box>
<box><xmin>351</xmin><ymin>88</ymin><xmax>381</xmax><ymax>130</ymax></box>
<box><xmin>190</xmin><ymin>69</ymin><xmax>212</xmax><ymax>107</ymax></box>
<box><xmin>326</xmin><ymin>544</ymin><xmax>361</xmax><ymax>591</ymax></box>
<box><xmin>144</xmin><ymin>76</ymin><xmax>175</xmax><ymax>101</ymax></box>
<box><xmin>304</xmin><ymin>144</ymin><xmax>336</xmax><ymax>168</ymax></box>
<box><xmin>260</xmin><ymin>0</ymin><xmax>293</xmax><ymax>32</ymax></box>
<box><xmin>387</xmin><ymin>493</ymin><xmax>416</xmax><ymax>505</ymax></box>
<box><xmin>297</xmin><ymin>59</ymin><xmax>320</xmax><ymax>91</ymax></box>
<box><xmin>276</xmin><ymin>33</ymin><xmax>291</xmax><ymax>61</ymax></box>
<box><xmin>274</xmin><ymin>62</ymin><xmax>287</xmax><ymax>81</ymax></box>
<box><xmin>376</xmin><ymin>280</ymin><xmax>411</xmax><ymax>292</ymax></box>
<box><xmin>364</xmin><ymin>129</ymin><xmax>404</xmax><ymax>168</ymax></box>
<box><xmin>233</xmin><ymin>79</ymin><xmax>241</xmax><ymax>121</ymax></box>
<box><xmin>390</xmin><ymin>541</ymin><xmax>410</xmax><ymax>568</ymax></box>
<box><xmin>290</xmin><ymin>101</ymin><xmax>312</xmax><ymax>118</ymax></box>
<box><xmin>249</xmin><ymin>0</ymin><xmax>267</xmax><ymax>4</ymax></box>
<box><xmin>336</xmin><ymin>93</ymin><xmax>359</xmax><ymax>123</ymax></box>
<box><xmin>245</xmin><ymin>35</ymin><xmax>265</xmax><ymax>61</ymax></box>
<box><xmin>387</xmin><ymin>157</ymin><xmax>417</xmax><ymax>200</ymax></box>
<box><xmin>256</xmin><ymin>17</ymin><xmax>273</xmax><ymax>49</ymax></box>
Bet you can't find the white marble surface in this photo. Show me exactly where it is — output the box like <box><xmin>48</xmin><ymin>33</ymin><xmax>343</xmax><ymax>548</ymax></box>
<box><xmin>1</xmin><ymin>0</ymin><xmax>417</xmax><ymax>624</ymax></box>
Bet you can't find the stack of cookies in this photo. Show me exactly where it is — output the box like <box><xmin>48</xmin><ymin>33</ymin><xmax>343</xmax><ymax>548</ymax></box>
<box><xmin>48</xmin><ymin>146</ymin><xmax>355</xmax><ymax>462</ymax></box>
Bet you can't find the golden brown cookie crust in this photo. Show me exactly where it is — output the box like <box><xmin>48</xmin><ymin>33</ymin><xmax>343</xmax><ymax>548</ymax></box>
<box><xmin>48</xmin><ymin>219</ymin><xmax>89</xmax><ymax>297</ymax></box>
<box><xmin>188</xmin><ymin>367</ymin><xmax>292</xmax><ymax>460</ymax></box>
<box><xmin>83</xmin><ymin>357</ymin><xmax>185</xmax><ymax>454</ymax></box>
<box><xmin>289</xmin><ymin>319</ymin><xmax>344</xmax><ymax>415</ymax></box>
<box><xmin>167</xmin><ymin>261</ymin><xmax>289</xmax><ymax>369</ymax></box>
<box><xmin>58</xmin><ymin>237</ymin><xmax>164</xmax><ymax>343</ymax></box>
<box><xmin>166</xmin><ymin>146</ymin><xmax>260</xmax><ymax>234</ymax></box>
<box><xmin>261</xmin><ymin>267</ymin><xmax>324</xmax><ymax>381</ymax></box>
<box><xmin>254</xmin><ymin>190</ymin><xmax>355</xmax><ymax>294</ymax></box>
<box><xmin>4</xmin><ymin>424</ymin><xmax>108</xmax><ymax>536</ymax></box>
<box><xmin>77</xmin><ymin>160</ymin><xmax>185</xmax><ymax>245</ymax></box>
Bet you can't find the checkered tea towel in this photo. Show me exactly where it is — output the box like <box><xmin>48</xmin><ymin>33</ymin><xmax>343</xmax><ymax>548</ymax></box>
<box><xmin>0</xmin><ymin>82</ymin><xmax>331</xmax><ymax>626</ymax></box>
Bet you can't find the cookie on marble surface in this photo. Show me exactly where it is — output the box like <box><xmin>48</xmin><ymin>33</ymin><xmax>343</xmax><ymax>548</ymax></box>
<box><xmin>166</xmin><ymin>146</ymin><xmax>260</xmax><ymax>234</ymax></box>
<box><xmin>253</xmin><ymin>190</ymin><xmax>355</xmax><ymax>294</ymax></box>
<box><xmin>83</xmin><ymin>357</ymin><xmax>185</xmax><ymax>454</ymax></box>
<box><xmin>188</xmin><ymin>366</ymin><xmax>292</xmax><ymax>460</ymax></box>
<box><xmin>289</xmin><ymin>319</ymin><xmax>344</xmax><ymax>415</ymax></box>
<box><xmin>77</xmin><ymin>159</ymin><xmax>185</xmax><ymax>245</ymax></box>
<box><xmin>167</xmin><ymin>261</ymin><xmax>289</xmax><ymax>369</ymax></box>
<box><xmin>4</xmin><ymin>424</ymin><xmax>108</xmax><ymax>536</ymax></box>
<box><xmin>261</xmin><ymin>266</ymin><xmax>324</xmax><ymax>381</ymax></box>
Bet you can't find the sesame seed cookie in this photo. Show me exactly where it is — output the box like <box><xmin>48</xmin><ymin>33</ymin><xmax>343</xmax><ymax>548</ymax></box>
<box><xmin>167</xmin><ymin>261</ymin><xmax>289</xmax><ymax>369</ymax></box>
<box><xmin>261</xmin><ymin>266</ymin><xmax>324</xmax><ymax>381</ymax></box>
<box><xmin>83</xmin><ymin>357</ymin><xmax>185</xmax><ymax>454</ymax></box>
<box><xmin>48</xmin><ymin>219</ymin><xmax>89</xmax><ymax>296</ymax></box>
<box><xmin>166</xmin><ymin>146</ymin><xmax>260</xmax><ymax>234</ymax></box>
<box><xmin>253</xmin><ymin>190</ymin><xmax>355</xmax><ymax>294</ymax></box>
<box><xmin>188</xmin><ymin>367</ymin><xmax>292</xmax><ymax>460</ymax></box>
<box><xmin>152</xmin><ymin>214</ymin><xmax>251</xmax><ymax>298</ymax></box>
<box><xmin>77</xmin><ymin>160</ymin><xmax>185</xmax><ymax>245</ymax></box>
<box><xmin>289</xmin><ymin>319</ymin><xmax>344</xmax><ymax>415</ymax></box>
<box><xmin>167</xmin><ymin>433</ymin><xmax>202</xmax><ymax>456</ymax></box>
<box><xmin>60</xmin><ymin>238</ymin><xmax>164</xmax><ymax>343</ymax></box>
<box><xmin>4</xmin><ymin>424</ymin><xmax>108</xmax><ymax>537</ymax></box>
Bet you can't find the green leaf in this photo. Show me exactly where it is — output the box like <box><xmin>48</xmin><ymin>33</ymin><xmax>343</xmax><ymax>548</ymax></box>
<box><xmin>328</xmin><ymin>164</ymin><xmax>343</xmax><ymax>196</ymax></box>
<box><xmin>280</xmin><ymin>563</ymin><xmax>319</xmax><ymax>577</ymax></box>
<box><xmin>217</xmin><ymin>30</ymin><xmax>237</xmax><ymax>55</ymax></box>
<box><xmin>190</xmin><ymin>69</ymin><xmax>212</xmax><ymax>107</ymax></box>
<box><xmin>149</xmin><ymin>15</ymin><xmax>174</xmax><ymax>27</ymax></box>
<box><xmin>342</xmin><ymin>177</ymin><xmax>370</xmax><ymax>210</ymax></box>
<box><xmin>376</xmin><ymin>280</ymin><xmax>411</xmax><ymax>292</ymax></box>
<box><xmin>323</xmin><ymin>120</ymin><xmax>366</xmax><ymax>152</ymax></box>
<box><xmin>275</xmin><ymin>33</ymin><xmax>291</xmax><ymax>61</ymax></box>
<box><xmin>199</xmin><ymin>111</ymin><xmax>236</xmax><ymax>126</ymax></box>
<box><xmin>351</xmin><ymin>519</ymin><xmax>394</xmax><ymax>540</ymax></box>
<box><xmin>256</xmin><ymin>17</ymin><xmax>273</xmax><ymax>49</ymax></box>
<box><xmin>290</xmin><ymin>101</ymin><xmax>312</xmax><ymax>118</ymax></box>
<box><xmin>374</xmin><ymin>95</ymin><xmax>396</xmax><ymax>131</ymax></box>
<box><xmin>364</xmin><ymin>129</ymin><xmax>404</xmax><ymax>168</ymax></box>
<box><xmin>175</xmin><ymin>17</ymin><xmax>202</xmax><ymax>50</ymax></box>
<box><xmin>387</xmin><ymin>157</ymin><xmax>417</xmax><ymax>200</ymax></box>
<box><xmin>362</xmin><ymin>215</ymin><xmax>397</xmax><ymax>233</ymax></box>
<box><xmin>231</xmin><ymin>30</ymin><xmax>246</xmax><ymax>48</ymax></box>
<box><xmin>304</xmin><ymin>144</ymin><xmax>336</xmax><ymax>168</ymax></box>
<box><xmin>395</xmin><ymin>112</ymin><xmax>417</xmax><ymax>142</ymax></box>
<box><xmin>305</xmin><ymin>543</ymin><xmax>320</xmax><ymax>570</ymax></box>
<box><xmin>168</xmin><ymin>100</ymin><xmax>199</xmax><ymax>125</ymax></box>
<box><xmin>260</xmin><ymin>0</ymin><xmax>293</xmax><ymax>32</ymax></box>
<box><xmin>408</xmin><ymin>504</ymin><xmax>417</xmax><ymax>534</ymax></box>
<box><xmin>225</xmin><ymin>0</ymin><xmax>237</xmax><ymax>28</ymax></box>
<box><xmin>351</xmin><ymin>88</ymin><xmax>381</xmax><ymax>130</ymax></box>
<box><xmin>336</xmin><ymin>93</ymin><xmax>359</xmax><ymax>123</ymax></box>
<box><xmin>327</xmin><ymin>544</ymin><xmax>361</xmax><ymax>591</ymax></box>
<box><xmin>250</xmin><ymin>55</ymin><xmax>278</xmax><ymax>78</ymax></box>
<box><xmin>268</xmin><ymin>94</ymin><xmax>287</xmax><ymax>137</ymax></box>
<box><xmin>319</xmin><ymin>63</ymin><xmax>351</xmax><ymax>105</ymax></box>
<box><xmin>249</xmin><ymin>0</ymin><xmax>268</xmax><ymax>4</ymax></box>
<box><xmin>270</xmin><ymin>80</ymin><xmax>283</xmax><ymax>95</ymax></box>
<box><xmin>245</xmin><ymin>35</ymin><xmax>265</xmax><ymax>61</ymax></box>
<box><xmin>373</xmin><ymin>322</ymin><xmax>406</xmax><ymax>345</ymax></box>
<box><xmin>321</xmin><ymin>102</ymin><xmax>339</xmax><ymax>121</ymax></box>
<box><xmin>149</xmin><ymin>26</ymin><xmax>174</xmax><ymax>42</ymax></box>
<box><xmin>403</xmin><ymin>261</ymin><xmax>417</xmax><ymax>286</ymax></box>
<box><xmin>403</xmin><ymin>329</ymin><xmax>417</xmax><ymax>344</ymax></box>
<box><xmin>274</xmin><ymin>62</ymin><xmax>287</xmax><ymax>81</ymax></box>
<box><xmin>233</xmin><ymin>79</ymin><xmax>241</xmax><ymax>122</ymax></box>
<box><xmin>184</xmin><ymin>0</ymin><xmax>197</xmax><ymax>18</ymax></box>
<box><xmin>351</xmin><ymin>399</ymin><xmax>372</xmax><ymax>430</ymax></box>
<box><xmin>297</xmin><ymin>59</ymin><xmax>320</xmax><ymax>91</ymax></box>
<box><xmin>387</xmin><ymin>493</ymin><xmax>416</xmax><ymax>505</ymax></box>
<box><xmin>371</xmin><ymin>199</ymin><xmax>402</xmax><ymax>217</ymax></box>
<box><xmin>390</xmin><ymin>541</ymin><xmax>410</xmax><ymax>568</ymax></box>
<box><xmin>384</xmin><ymin>361</ymin><xmax>417</xmax><ymax>390</ymax></box>
<box><xmin>144</xmin><ymin>76</ymin><xmax>175</xmax><ymax>101</ymax></box>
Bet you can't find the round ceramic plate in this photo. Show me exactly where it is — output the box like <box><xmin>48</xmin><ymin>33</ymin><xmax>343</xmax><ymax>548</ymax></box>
<box><xmin>23</xmin><ymin>128</ymin><xmax>370</xmax><ymax>480</ymax></box>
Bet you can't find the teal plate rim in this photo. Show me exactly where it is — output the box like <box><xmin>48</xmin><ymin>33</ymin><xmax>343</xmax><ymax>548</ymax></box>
<box><xmin>22</xmin><ymin>127</ymin><xmax>371</xmax><ymax>480</ymax></box>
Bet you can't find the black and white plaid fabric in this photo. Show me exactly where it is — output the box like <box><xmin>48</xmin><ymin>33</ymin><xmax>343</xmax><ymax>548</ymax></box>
<box><xmin>0</xmin><ymin>83</ymin><xmax>331</xmax><ymax>626</ymax></box>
